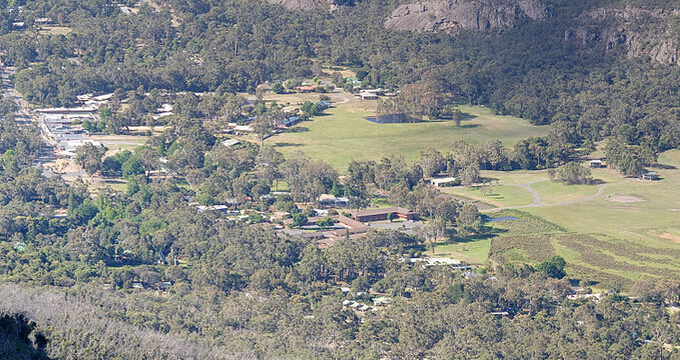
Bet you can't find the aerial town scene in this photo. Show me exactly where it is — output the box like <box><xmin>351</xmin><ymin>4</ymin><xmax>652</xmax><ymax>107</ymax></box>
<box><xmin>1</xmin><ymin>0</ymin><xmax>680</xmax><ymax>358</ymax></box>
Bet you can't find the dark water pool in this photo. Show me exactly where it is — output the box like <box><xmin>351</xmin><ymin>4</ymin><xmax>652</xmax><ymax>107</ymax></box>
<box><xmin>487</xmin><ymin>216</ymin><xmax>520</xmax><ymax>222</ymax></box>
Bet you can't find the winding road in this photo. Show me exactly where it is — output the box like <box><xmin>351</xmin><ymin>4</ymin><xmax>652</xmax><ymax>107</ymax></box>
<box><xmin>481</xmin><ymin>180</ymin><xmax>620</xmax><ymax>213</ymax></box>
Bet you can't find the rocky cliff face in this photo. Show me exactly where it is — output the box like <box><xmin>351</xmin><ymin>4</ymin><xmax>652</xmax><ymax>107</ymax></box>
<box><xmin>384</xmin><ymin>0</ymin><xmax>547</xmax><ymax>33</ymax></box>
<box><xmin>566</xmin><ymin>7</ymin><xmax>680</xmax><ymax>66</ymax></box>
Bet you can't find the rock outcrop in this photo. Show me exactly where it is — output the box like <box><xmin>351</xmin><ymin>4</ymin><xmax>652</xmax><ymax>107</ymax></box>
<box><xmin>384</xmin><ymin>0</ymin><xmax>547</xmax><ymax>33</ymax></box>
<box><xmin>566</xmin><ymin>7</ymin><xmax>680</xmax><ymax>66</ymax></box>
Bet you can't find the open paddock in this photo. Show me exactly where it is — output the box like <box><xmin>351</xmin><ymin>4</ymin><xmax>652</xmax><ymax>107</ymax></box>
<box><xmin>271</xmin><ymin>103</ymin><xmax>548</xmax><ymax>173</ymax></box>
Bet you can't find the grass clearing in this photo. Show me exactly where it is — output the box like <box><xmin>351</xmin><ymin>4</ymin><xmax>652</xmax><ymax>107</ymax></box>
<box><xmin>270</xmin><ymin>101</ymin><xmax>548</xmax><ymax>172</ymax></box>
<box><xmin>530</xmin><ymin>181</ymin><xmax>598</xmax><ymax>204</ymax></box>
<box><xmin>443</xmin><ymin>184</ymin><xmax>535</xmax><ymax>207</ymax></box>
<box><xmin>518</xmin><ymin>150</ymin><xmax>680</xmax><ymax>285</ymax></box>
<box><xmin>465</xmin><ymin>151</ymin><xmax>680</xmax><ymax>287</ymax></box>
<box><xmin>431</xmin><ymin>238</ymin><xmax>491</xmax><ymax>265</ymax></box>
<box><xmin>38</xmin><ymin>26</ymin><xmax>72</xmax><ymax>36</ymax></box>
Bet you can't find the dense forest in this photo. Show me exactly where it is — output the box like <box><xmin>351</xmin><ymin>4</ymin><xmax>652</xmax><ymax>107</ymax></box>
<box><xmin>1</xmin><ymin>0</ymin><xmax>680</xmax><ymax>358</ymax></box>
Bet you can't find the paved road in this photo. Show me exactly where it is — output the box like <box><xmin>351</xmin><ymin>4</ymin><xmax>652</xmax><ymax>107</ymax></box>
<box><xmin>2</xmin><ymin>66</ymin><xmax>59</xmax><ymax>169</ymax></box>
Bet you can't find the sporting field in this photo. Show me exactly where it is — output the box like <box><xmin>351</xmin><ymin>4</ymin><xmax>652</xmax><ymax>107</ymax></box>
<box><xmin>446</xmin><ymin>150</ymin><xmax>680</xmax><ymax>288</ymax></box>
<box><xmin>269</xmin><ymin>100</ymin><xmax>548</xmax><ymax>172</ymax></box>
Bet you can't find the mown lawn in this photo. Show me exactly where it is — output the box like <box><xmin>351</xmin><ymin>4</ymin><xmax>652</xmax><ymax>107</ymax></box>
<box><xmin>521</xmin><ymin>150</ymin><xmax>680</xmax><ymax>286</ymax></box>
<box><xmin>448</xmin><ymin>151</ymin><xmax>680</xmax><ymax>288</ymax></box>
<box><xmin>270</xmin><ymin>102</ymin><xmax>548</xmax><ymax>173</ymax></box>
<box><xmin>530</xmin><ymin>181</ymin><xmax>598</xmax><ymax>204</ymax></box>
<box><xmin>442</xmin><ymin>184</ymin><xmax>535</xmax><ymax>207</ymax></box>
<box><xmin>431</xmin><ymin>238</ymin><xmax>492</xmax><ymax>266</ymax></box>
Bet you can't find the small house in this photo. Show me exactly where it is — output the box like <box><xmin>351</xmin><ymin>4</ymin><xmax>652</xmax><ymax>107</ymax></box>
<box><xmin>589</xmin><ymin>159</ymin><xmax>603</xmax><ymax>168</ymax></box>
<box><xmin>295</xmin><ymin>85</ymin><xmax>317</xmax><ymax>92</ymax></box>
<box><xmin>221</xmin><ymin>138</ymin><xmax>240</xmax><ymax>147</ymax></box>
<box><xmin>359</xmin><ymin>92</ymin><xmax>378</xmax><ymax>100</ymax></box>
<box><xmin>372</xmin><ymin>297</ymin><xmax>392</xmax><ymax>306</ymax></box>
<box><xmin>430</xmin><ymin>177</ymin><xmax>460</xmax><ymax>187</ymax></box>
<box><xmin>490</xmin><ymin>311</ymin><xmax>510</xmax><ymax>318</ymax></box>
<box><xmin>233</xmin><ymin>125</ymin><xmax>253</xmax><ymax>132</ymax></box>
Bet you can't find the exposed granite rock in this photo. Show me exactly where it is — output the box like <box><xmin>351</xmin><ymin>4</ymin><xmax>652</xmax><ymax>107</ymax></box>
<box><xmin>384</xmin><ymin>0</ymin><xmax>547</xmax><ymax>33</ymax></box>
<box><xmin>566</xmin><ymin>6</ymin><xmax>680</xmax><ymax>66</ymax></box>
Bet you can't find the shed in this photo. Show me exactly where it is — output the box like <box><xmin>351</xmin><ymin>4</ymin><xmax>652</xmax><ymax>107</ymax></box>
<box><xmin>221</xmin><ymin>138</ymin><xmax>240</xmax><ymax>147</ymax></box>
<box><xmin>642</xmin><ymin>171</ymin><xmax>658</xmax><ymax>181</ymax></box>
<box><xmin>353</xmin><ymin>207</ymin><xmax>416</xmax><ymax>222</ymax></box>
<box><xmin>589</xmin><ymin>159</ymin><xmax>603</xmax><ymax>168</ymax></box>
<box><xmin>372</xmin><ymin>297</ymin><xmax>392</xmax><ymax>306</ymax></box>
<box><xmin>359</xmin><ymin>92</ymin><xmax>378</xmax><ymax>100</ymax></box>
<box><xmin>430</xmin><ymin>177</ymin><xmax>459</xmax><ymax>187</ymax></box>
<box><xmin>296</xmin><ymin>85</ymin><xmax>317</xmax><ymax>92</ymax></box>
<box><xmin>490</xmin><ymin>311</ymin><xmax>510</xmax><ymax>317</ymax></box>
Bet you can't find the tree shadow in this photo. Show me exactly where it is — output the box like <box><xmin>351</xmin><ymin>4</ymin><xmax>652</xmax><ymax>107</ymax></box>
<box><xmin>652</xmin><ymin>163</ymin><xmax>677</xmax><ymax>170</ymax></box>
<box><xmin>288</xmin><ymin>127</ymin><xmax>309</xmax><ymax>133</ymax></box>
<box><xmin>439</xmin><ymin>226</ymin><xmax>508</xmax><ymax>246</ymax></box>
<box><xmin>439</xmin><ymin>111</ymin><xmax>477</xmax><ymax>121</ymax></box>
<box><xmin>457</xmin><ymin>123</ymin><xmax>480</xmax><ymax>129</ymax></box>
<box><xmin>459</xmin><ymin>112</ymin><xmax>477</xmax><ymax>121</ymax></box>
<box><xmin>0</xmin><ymin>314</ymin><xmax>52</xmax><ymax>359</ymax></box>
<box><xmin>273</xmin><ymin>142</ymin><xmax>303</xmax><ymax>147</ymax></box>
<box><xmin>590</xmin><ymin>178</ymin><xmax>606</xmax><ymax>185</ymax></box>
<box><xmin>479</xmin><ymin>177</ymin><xmax>500</xmax><ymax>183</ymax></box>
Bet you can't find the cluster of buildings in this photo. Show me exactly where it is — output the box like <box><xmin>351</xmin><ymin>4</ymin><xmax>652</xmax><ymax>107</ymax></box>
<box><xmin>35</xmin><ymin>106</ymin><xmax>101</xmax><ymax>158</ymax></box>
<box><xmin>226</xmin><ymin>100</ymin><xmax>330</xmax><ymax>133</ymax></box>
<box><xmin>7</xmin><ymin>7</ymin><xmax>52</xmax><ymax>29</ymax></box>
<box><xmin>279</xmin><ymin>206</ymin><xmax>422</xmax><ymax>247</ymax></box>
<box><xmin>342</xmin><ymin>300</ymin><xmax>381</xmax><ymax>313</ymax></box>
<box><xmin>353</xmin><ymin>88</ymin><xmax>398</xmax><ymax>101</ymax></box>
<box><xmin>33</xmin><ymin>93</ymin><xmax>117</xmax><ymax>157</ymax></box>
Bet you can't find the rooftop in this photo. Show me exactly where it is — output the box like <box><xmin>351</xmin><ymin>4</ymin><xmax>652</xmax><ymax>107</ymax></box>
<box><xmin>353</xmin><ymin>207</ymin><xmax>414</xmax><ymax>218</ymax></box>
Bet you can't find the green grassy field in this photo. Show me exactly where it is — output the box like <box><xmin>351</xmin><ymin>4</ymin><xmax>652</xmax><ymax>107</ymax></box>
<box><xmin>38</xmin><ymin>26</ymin><xmax>72</xmax><ymax>35</ymax></box>
<box><xmin>442</xmin><ymin>184</ymin><xmax>535</xmax><ymax>207</ymax></box>
<box><xmin>433</xmin><ymin>150</ymin><xmax>680</xmax><ymax>288</ymax></box>
<box><xmin>431</xmin><ymin>238</ymin><xmax>491</xmax><ymax>265</ymax></box>
<box><xmin>270</xmin><ymin>102</ymin><xmax>548</xmax><ymax>172</ymax></box>
<box><xmin>530</xmin><ymin>181</ymin><xmax>598</xmax><ymax>204</ymax></box>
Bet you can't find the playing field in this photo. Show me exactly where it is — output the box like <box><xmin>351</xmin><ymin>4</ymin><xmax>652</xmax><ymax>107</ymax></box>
<box><xmin>269</xmin><ymin>100</ymin><xmax>548</xmax><ymax>173</ymax></box>
<box><xmin>445</xmin><ymin>150</ymin><xmax>680</xmax><ymax>288</ymax></box>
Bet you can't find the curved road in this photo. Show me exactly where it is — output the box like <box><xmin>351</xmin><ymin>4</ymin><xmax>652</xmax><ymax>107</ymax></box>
<box><xmin>482</xmin><ymin>181</ymin><xmax>615</xmax><ymax>213</ymax></box>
